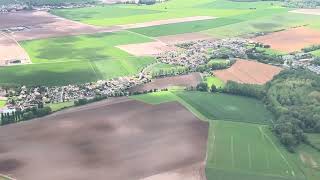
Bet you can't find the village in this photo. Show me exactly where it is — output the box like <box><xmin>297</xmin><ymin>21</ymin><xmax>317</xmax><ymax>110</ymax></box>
<box><xmin>1</xmin><ymin>38</ymin><xmax>320</xmax><ymax>114</ymax></box>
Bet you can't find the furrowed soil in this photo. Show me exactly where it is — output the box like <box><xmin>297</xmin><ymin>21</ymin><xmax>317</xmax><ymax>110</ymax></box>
<box><xmin>0</xmin><ymin>98</ymin><xmax>208</xmax><ymax>180</ymax></box>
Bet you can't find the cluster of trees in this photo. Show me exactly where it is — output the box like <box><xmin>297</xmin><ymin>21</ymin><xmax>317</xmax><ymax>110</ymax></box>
<box><xmin>247</xmin><ymin>46</ymin><xmax>284</xmax><ymax>65</ymax></box>
<box><xmin>74</xmin><ymin>95</ymin><xmax>108</xmax><ymax>106</ymax></box>
<box><xmin>265</xmin><ymin>70</ymin><xmax>320</xmax><ymax>151</ymax></box>
<box><xmin>0</xmin><ymin>105</ymin><xmax>52</xmax><ymax>125</ymax></box>
<box><xmin>130</xmin><ymin>88</ymin><xmax>168</xmax><ymax>96</ymax></box>
<box><xmin>222</xmin><ymin>81</ymin><xmax>266</xmax><ymax>99</ymax></box>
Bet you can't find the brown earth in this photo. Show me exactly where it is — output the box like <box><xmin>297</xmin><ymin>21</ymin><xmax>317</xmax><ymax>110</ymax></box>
<box><xmin>252</xmin><ymin>27</ymin><xmax>320</xmax><ymax>52</ymax></box>
<box><xmin>157</xmin><ymin>33</ymin><xmax>216</xmax><ymax>45</ymax></box>
<box><xmin>290</xmin><ymin>9</ymin><xmax>320</xmax><ymax>16</ymax></box>
<box><xmin>130</xmin><ymin>73</ymin><xmax>202</xmax><ymax>92</ymax></box>
<box><xmin>117</xmin><ymin>41</ymin><xmax>177</xmax><ymax>56</ymax></box>
<box><xmin>0</xmin><ymin>97</ymin><xmax>208</xmax><ymax>180</ymax></box>
<box><xmin>142</xmin><ymin>162</ymin><xmax>206</xmax><ymax>180</ymax></box>
<box><xmin>0</xmin><ymin>11</ymin><xmax>120</xmax><ymax>41</ymax></box>
<box><xmin>0</xmin><ymin>33</ymin><xmax>30</xmax><ymax>66</ymax></box>
<box><xmin>213</xmin><ymin>59</ymin><xmax>282</xmax><ymax>85</ymax></box>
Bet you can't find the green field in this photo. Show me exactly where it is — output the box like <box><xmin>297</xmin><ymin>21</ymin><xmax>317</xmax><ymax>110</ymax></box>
<box><xmin>204</xmin><ymin>76</ymin><xmax>225</xmax><ymax>88</ymax></box>
<box><xmin>206</xmin><ymin>121</ymin><xmax>305</xmax><ymax>180</ymax></box>
<box><xmin>0</xmin><ymin>31</ymin><xmax>156</xmax><ymax>86</ymax></box>
<box><xmin>311</xmin><ymin>50</ymin><xmax>320</xmax><ymax>57</ymax></box>
<box><xmin>0</xmin><ymin>100</ymin><xmax>6</xmax><ymax>108</ymax></box>
<box><xmin>131</xmin><ymin>91</ymin><xmax>177</xmax><ymax>105</ymax></box>
<box><xmin>46</xmin><ymin>101</ymin><xmax>75</xmax><ymax>112</ymax></box>
<box><xmin>175</xmin><ymin>91</ymin><xmax>274</xmax><ymax>124</ymax></box>
<box><xmin>130</xmin><ymin>8</ymin><xmax>288</xmax><ymax>37</ymax></box>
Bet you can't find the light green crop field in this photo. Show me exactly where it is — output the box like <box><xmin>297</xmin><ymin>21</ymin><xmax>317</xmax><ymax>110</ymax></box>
<box><xmin>46</xmin><ymin>101</ymin><xmax>75</xmax><ymax>112</ymax></box>
<box><xmin>206</xmin><ymin>121</ymin><xmax>306</xmax><ymax>180</ymax></box>
<box><xmin>0</xmin><ymin>61</ymin><xmax>97</xmax><ymax>86</ymax></box>
<box><xmin>0</xmin><ymin>100</ymin><xmax>6</xmax><ymax>108</ymax></box>
<box><xmin>311</xmin><ymin>50</ymin><xmax>320</xmax><ymax>57</ymax></box>
<box><xmin>204</xmin><ymin>12</ymin><xmax>320</xmax><ymax>38</ymax></box>
<box><xmin>174</xmin><ymin>91</ymin><xmax>274</xmax><ymax>124</ymax></box>
<box><xmin>21</xmin><ymin>31</ymin><xmax>153</xmax><ymax>63</ymax></box>
<box><xmin>204</xmin><ymin>76</ymin><xmax>225</xmax><ymax>89</ymax></box>
<box><xmin>0</xmin><ymin>31</ymin><xmax>156</xmax><ymax>86</ymax></box>
<box><xmin>130</xmin><ymin>8</ymin><xmax>288</xmax><ymax>37</ymax></box>
<box><xmin>131</xmin><ymin>91</ymin><xmax>177</xmax><ymax>105</ymax></box>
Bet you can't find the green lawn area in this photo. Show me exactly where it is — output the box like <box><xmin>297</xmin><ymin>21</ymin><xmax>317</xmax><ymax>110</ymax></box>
<box><xmin>0</xmin><ymin>100</ymin><xmax>6</xmax><ymax>108</ymax></box>
<box><xmin>175</xmin><ymin>91</ymin><xmax>274</xmax><ymax>124</ymax></box>
<box><xmin>204</xmin><ymin>76</ymin><xmax>225</xmax><ymax>88</ymax></box>
<box><xmin>311</xmin><ymin>50</ymin><xmax>320</xmax><ymax>57</ymax></box>
<box><xmin>131</xmin><ymin>91</ymin><xmax>177</xmax><ymax>105</ymax></box>
<box><xmin>0</xmin><ymin>31</ymin><xmax>156</xmax><ymax>86</ymax></box>
<box><xmin>46</xmin><ymin>101</ymin><xmax>75</xmax><ymax>112</ymax></box>
<box><xmin>206</xmin><ymin>121</ymin><xmax>306</xmax><ymax>180</ymax></box>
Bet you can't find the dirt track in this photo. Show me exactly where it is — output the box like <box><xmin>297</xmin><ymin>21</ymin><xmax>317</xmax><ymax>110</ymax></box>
<box><xmin>252</xmin><ymin>27</ymin><xmax>320</xmax><ymax>52</ymax></box>
<box><xmin>130</xmin><ymin>73</ymin><xmax>202</xmax><ymax>92</ymax></box>
<box><xmin>0</xmin><ymin>98</ymin><xmax>208</xmax><ymax>180</ymax></box>
<box><xmin>0</xmin><ymin>33</ymin><xmax>30</xmax><ymax>66</ymax></box>
<box><xmin>213</xmin><ymin>59</ymin><xmax>282</xmax><ymax>85</ymax></box>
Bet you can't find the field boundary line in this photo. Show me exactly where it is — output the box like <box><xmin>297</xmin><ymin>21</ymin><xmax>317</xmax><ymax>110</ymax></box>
<box><xmin>205</xmin><ymin>166</ymin><xmax>295</xmax><ymax>179</ymax></box>
<box><xmin>0</xmin><ymin>174</ymin><xmax>16</xmax><ymax>180</ymax></box>
<box><xmin>248</xmin><ymin>144</ymin><xmax>252</xmax><ymax>169</ymax></box>
<box><xmin>173</xmin><ymin>92</ymin><xmax>212</xmax><ymax>122</ymax></box>
<box><xmin>0</xmin><ymin>32</ymin><xmax>31</xmax><ymax>63</ymax></box>
<box><xmin>231</xmin><ymin>135</ymin><xmax>235</xmax><ymax>168</ymax></box>
<box><xmin>259</xmin><ymin>126</ymin><xmax>295</xmax><ymax>176</ymax></box>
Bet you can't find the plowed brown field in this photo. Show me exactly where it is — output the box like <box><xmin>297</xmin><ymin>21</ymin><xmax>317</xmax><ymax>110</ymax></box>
<box><xmin>252</xmin><ymin>27</ymin><xmax>320</xmax><ymax>52</ymax></box>
<box><xmin>0</xmin><ymin>98</ymin><xmax>208</xmax><ymax>180</ymax></box>
<box><xmin>213</xmin><ymin>59</ymin><xmax>282</xmax><ymax>85</ymax></box>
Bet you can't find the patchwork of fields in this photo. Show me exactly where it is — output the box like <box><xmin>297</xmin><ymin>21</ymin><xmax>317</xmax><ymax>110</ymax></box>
<box><xmin>130</xmin><ymin>90</ymin><xmax>310</xmax><ymax>180</ymax></box>
<box><xmin>1</xmin><ymin>0</ymin><xmax>320</xmax><ymax>179</ymax></box>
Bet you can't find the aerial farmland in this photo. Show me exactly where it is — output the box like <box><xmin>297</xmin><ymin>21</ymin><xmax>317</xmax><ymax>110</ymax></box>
<box><xmin>0</xmin><ymin>0</ymin><xmax>320</xmax><ymax>180</ymax></box>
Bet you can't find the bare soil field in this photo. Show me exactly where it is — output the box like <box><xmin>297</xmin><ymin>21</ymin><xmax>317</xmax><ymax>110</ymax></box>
<box><xmin>120</xmin><ymin>16</ymin><xmax>216</xmax><ymax>29</ymax></box>
<box><xmin>0</xmin><ymin>33</ymin><xmax>30</xmax><ymax>66</ymax></box>
<box><xmin>142</xmin><ymin>162</ymin><xmax>206</xmax><ymax>180</ymax></box>
<box><xmin>157</xmin><ymin>33</ymin><xmax>215</xmax><ymax>45</ymax></box>
<box><xmin>117</xmin><ymin>41</ymin><xmax>177</xmax><ymax>56</ymax></box>
<box><xmin>213</xmin><ymin>59</ymin><xmax>282</xmax><ymax>85</ymax></box>
<box><xmin>130</xmin><ymin>73</ymin><xmax>202</xmax><ymax>92</ymax></box>
<box><xmin>290</xmin><ymin>9</ymin><xmax>320</xmax><ymax>16</ymax></box>
<box><xmin>0</xmin><ymin>98</ymin><xmax>208</xmax><ymax>180</ymax></box>
<box><xmin>252</xmin><ymin>27</ymin><xmax>320</xmax><ymax>52</ymax></box>
<box><xmin>0</xmin><ymin>11</ymin><xmax>119</xmax><ymax>41</ymax></box>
